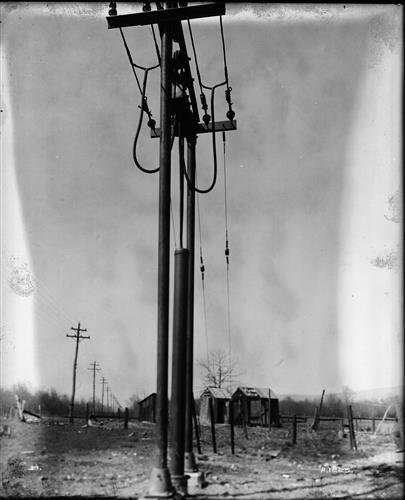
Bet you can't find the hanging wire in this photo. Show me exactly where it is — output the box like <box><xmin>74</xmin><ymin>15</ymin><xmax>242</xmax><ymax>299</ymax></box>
<box><xmin>132</xmin><ymin>68</ymin><xmax>160</xmax><ymax>173</ymax></box>
<box><xmin>222</xmin><ymin>131</ymin><xmax>232</xmax><ymax>362</ymax></box>
<box><xmin>187</xmin><ymin>20</ymin><xmax>204</xmax><ymax>96</ymax></box>
<box><xmin>150</xmin><ymin>24</ymin><xmax>161</xmax><ymax>65</ymax></box>
<box><xmin>185</xmin><ymin>18</ymin><xmax>233</xmax><ymax>194</ymax></box>
<box><xmin>119</xmin><ymin>28</ymin><xmax>142</xmax><ymax>94</ymax></box>
<box><xmin>118</xmin><ymin>27</ymin><xmax>161</xmax><ymax>173</ymax></box>
<box><xmin>170</xmin><ymin>199</ymin><xmax>177</xmax><ymax>249</ymax></box>
<box><xmin>181</xmin><ymin>85</ymin><xmax>224</xmax><ymax>193</ymax></box>
<box><xmin>196</xmin><ymin>172</ymin><xmax>210</xmax><ymax>364</ymax></box>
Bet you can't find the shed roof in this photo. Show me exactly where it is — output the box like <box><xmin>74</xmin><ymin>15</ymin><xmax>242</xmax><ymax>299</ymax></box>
<box><xmin>138</xmin><ymin>393</ymin><xmax>157</xmax><ymax>405</ymax></box>
<box><xmin>201</xmin><ymin>387</ymin><xmax>232</xmax><ymax>399</ymax></box>
<box><xmin>232</xmin><ymin>387</ymin><xmax>273</xmax><ymax>399</ymax></box>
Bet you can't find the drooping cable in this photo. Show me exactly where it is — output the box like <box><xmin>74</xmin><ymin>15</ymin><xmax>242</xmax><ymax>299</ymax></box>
<box><xmin>219</xmin><ymin>16</ymin><xmax>229</xmax><ymax>90</ymax></box>
<box><xmin>150</xmin><ymin>24</ymin><xmax>161</xmax><ymax>65</ymax></box>
<box><xmin>182</xmin><ymin>85</ymin><xmax>224</xmax><ymax>194</ymax></box>
<box><xmin>187</xmin><ymin>20</ymin><xmax>204</xmax><ymax>96</ymax></box>
<box><xmin>118</xmin><ymin>27</ymin><xmax>161</xmax><ymax>173</ymax></box>
<box><xmin>196</xmin><ymin>171</ymin><xmax>209</xmax><ymax>364</ymax></box>
<box><xmin>222</xmin><ymin>131</ymin><xmax>232</xmax><ymax>363</ymax></box>
<box><xmin>119</xmin><ymin>28</ymin><xmax>142</xmax><ymax>94</ymax></box>
<box><xmin>170</xmin><ymin>199</ymin><xmax>177</xmax><ymax>249</ymax></box>
<box><xmin>219</xmin><ymin>16</ymin><xmax>235</xmax><ymax>122</ymax></box>
<box><xmin>133</xmin><ymin>68</ymin><xmax>160</xmax><ymax>173</ymax></box>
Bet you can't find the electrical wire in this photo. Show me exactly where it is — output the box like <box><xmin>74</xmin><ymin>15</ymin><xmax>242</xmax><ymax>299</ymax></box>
<box><xmin>181</xmin><ymin>85</ymin><xmax>224</xmax><ymax>194</ymax></box>
<box><xmin>220</xmin><ymin>16</ymin><xmax>230</xmax><ymax>92</ymax></box>
<box><xmin>150</xmin><ymin>24</ymin><xmax>161</xmax><ymax>65</ymax></box>
<box><xmin>222</xmin><ymin>131</ymin><xmax>232</xmax><ymax>362</ymax></box>
<box><xmin>119</xmin><ymin>28</ymin><xmax>142</xmax><ymax>94</ymax></box>
<box><xmin>196</xmin><ymin>172</ymin><xmax>209</xmax><ymax>365</ymax></box>
<box><xmin>132</xmin><ymin>68</ymin><xmax>160</xmax><ymax>173</ymax></box>
<box><xmin>170</xmin><ymin>199</ymin><xmax>177</xmax><ymax>249</ymax></box>
<box><xmin>187</xmin><ymin>20</ymin><xmax>204</xmax><ymax>97</ymax></box>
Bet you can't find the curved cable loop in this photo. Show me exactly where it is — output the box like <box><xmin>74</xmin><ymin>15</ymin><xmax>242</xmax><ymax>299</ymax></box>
<box><xmin>132</xmin><ymin>68</ymin><xmax>160</xmax><ymax>174</ymax></box>
<box><xmin>182</xmin><ymin>82</ymin><xmax>225</xmax><ymax>194</ymax></box>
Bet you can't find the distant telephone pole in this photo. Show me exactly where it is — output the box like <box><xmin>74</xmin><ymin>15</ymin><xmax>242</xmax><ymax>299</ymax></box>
<box><xmin>100</xmin><ymin>377</ymin><xmax>107</xmax><ymax>415</ymax></box>
<box><xmin>88</xmin><ymin>361</ymin><xmax>100</xmax><ymax>416</ymax></box>
<box><xmin>66</xmin><ymin>322</ymin><xmax>89</xmax><ymax>423</ymax></box>
<box><xmin>106</xmin><ymin>385</ymin><xmax>110</xmax><ymax>413</ymax></box>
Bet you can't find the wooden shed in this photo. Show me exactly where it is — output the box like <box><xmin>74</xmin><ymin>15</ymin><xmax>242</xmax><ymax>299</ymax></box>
<box><xmin>138</xmin><ymin>393</ymin><xmax>156</xmax><ymax>423</ymax></box>
<box><xmin>199</xmin><ymin>387</ymin><xmax>232</xmax><ymax>425</ymax></box>
<box><xmin>232</xmin><ymin>387</ymin><xmax>280</xmax><ymax>427</ymax></box>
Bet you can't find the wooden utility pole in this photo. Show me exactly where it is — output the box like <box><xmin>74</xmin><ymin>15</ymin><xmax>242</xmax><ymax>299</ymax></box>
<box><xmin>106</xmin><ymin>385</ymin><xmax>110</xmax><ymax>413</ymax></box>
<box><xmin>100</xmin><ymin>377</ymin><xmax>107</xmax><ymax>415</ymax></box>
<box><xmin>66</xmin><ymin>322</ymin><xmax>89</xmax><ymax>424</ymax></box>
<box><xmin>106</xmin><ymin>2</ymin><xmax>236</xmax><ymax>496</ymax></box>
<box><xmin>88</xmin><ymin>361</ymin><xmax>100</xmax><ymax>417</ymax></box>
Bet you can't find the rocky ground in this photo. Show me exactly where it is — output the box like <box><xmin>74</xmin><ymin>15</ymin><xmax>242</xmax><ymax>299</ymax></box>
<box><xmin>0</xmin><ymin>416</ymin><xmax>403</xmax><ymax>498</ymax></box>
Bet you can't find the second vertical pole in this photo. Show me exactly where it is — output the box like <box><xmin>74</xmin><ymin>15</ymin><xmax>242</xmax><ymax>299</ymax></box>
<box><xmin>170</xmin><ymin>248</ymin><xmax>190</xmax><ymax>494</ymax></box>
<box><xmin>185</xmin><ymin>136</ymin><xmax>197</xmax><ymax>473</ymax></box>
<box><xmin>148</xmin><ymin>20</ymin><xmax>174</xmax><ymax>497</ymax></box>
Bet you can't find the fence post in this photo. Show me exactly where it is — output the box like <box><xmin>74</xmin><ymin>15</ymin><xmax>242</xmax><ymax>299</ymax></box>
<box><xmin>124</xmin><ymin>407</ymin><xmax>129</xmax><ymax>430</ymax></box>
<box><xmin>229</xmin><ymin>400</ymin><xmax>235</xmax><ymax>455</ymax></box>
<box><xmin>292</xmin><ymin>414</ymin><xmax>297</xmax><ymax>445</ymax></box>
<box><xmin>209</xmin><ymin>398</ymin><xmax>217</xmax><ymax>453</ymax></box>
<box><xmin>347</xmin><ymin>405</ymin><xmax>357</xmax><ymax>450</ymax></box>
<box><xmin>192</xmin><ymin>396</ymin><xmax>201</xmax><ymax>454</ymax></box>
<box><xmin>395</xmin><ymin>402</ymin><xmax>404</xmax><ymax>449</ymax></box>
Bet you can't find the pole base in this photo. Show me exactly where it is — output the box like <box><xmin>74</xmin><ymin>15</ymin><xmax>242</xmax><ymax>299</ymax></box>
<box><xmin>184</xmin><ymin>451</ymin><xmax>198</xmax><ymax>473</ymax></box>
<box><xmin>143</xmin><ymin>467</ymin><xmax>174</xmax><ymax>498</ymax></box>
<box><xmin>187</xmin><ymin>471</ymin><xmax>205</xmax><ymax>490</ymax></box>
<box><xmin>171</xmin><ymin>475</ymin><xmax>188</xmax><ymax>497</ymax></box>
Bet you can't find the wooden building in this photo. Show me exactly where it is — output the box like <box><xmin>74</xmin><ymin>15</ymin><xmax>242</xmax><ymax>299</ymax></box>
<box><xmin>138</xmin><ymin>393</ymin><xmax>156</xmax><ymax>423</ymax></box>
<box><xmin>232</xmin><ymin>386</ymin><xmax>280</xmax><ymax>427</ymax></box>
<box><xmin>199</xmin><ymin>387</ymin><xmax>232</xmax><ymax>424</ymax></box>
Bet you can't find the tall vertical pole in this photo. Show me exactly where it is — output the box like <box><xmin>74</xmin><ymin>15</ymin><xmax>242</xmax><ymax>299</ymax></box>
<box><xmin>185</xmin><ymin>136</ymin><xmax>197</xmax><ymax>473</ymax></box>
<box><xmin>70</xmin><ymin>334</ymin><xmax>80</xmax><ymax>423</ymax></box>
<box><xmin>149</xmin><ymin>18</ymin><xmax>174</xmax><ymax>497</ymax></box>
<box><xmin>100</xmin><ymin>377</ymin><xmax>106</xmax><ymax>415</ymax></box>
<box><xmin>88</xmin><ymin>361</ymin><xmax>100</xmax><ymax>416</ymax></box>
<box><xmin>66</xmin><ymin>322</ymin><xmax>89</xmax><ymax>424</ymax></box>
<box><xmin>170</xmin><ymin>248</ymin><xmax>189</xmax><ymax>494</ymax></box>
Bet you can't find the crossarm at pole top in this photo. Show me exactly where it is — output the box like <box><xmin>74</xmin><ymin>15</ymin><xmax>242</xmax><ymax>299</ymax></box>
<box><xmin>106</xmin><ymin>2</ymin><xmax>225</xmax><ymax>29</ymax></box>
<box><xmin>151</xmin><ymin>119</ymin><xmax>237</xmax><ymax>138</ymax></box>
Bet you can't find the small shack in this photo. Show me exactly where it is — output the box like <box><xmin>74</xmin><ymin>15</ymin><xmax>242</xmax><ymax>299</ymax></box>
<box><xmin>138</xmin><ymin>393</ymin><xmax>156</xmax><ymax>423</ymax></box>
<box><xmin>232</xmin><ymin>387</ymin><xmax>280</xmax><ymax>427</ymax></box>
<box><xmin>199</xmin><ymin>387</ymin><xmax>232</xmax><ymax>425</ymax></box>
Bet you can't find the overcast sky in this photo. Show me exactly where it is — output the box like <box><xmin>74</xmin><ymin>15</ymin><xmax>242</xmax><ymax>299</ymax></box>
<box><xmin>1</xmin><ymin>3</ymin><xmax>402</xmax><ymax>407</ymax></box>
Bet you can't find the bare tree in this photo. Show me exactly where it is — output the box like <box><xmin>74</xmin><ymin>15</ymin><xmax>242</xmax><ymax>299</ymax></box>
<box><xmin>199</xmin><ymin>349</ymin><xmax>239</xmax><ymax>389</ymax></box>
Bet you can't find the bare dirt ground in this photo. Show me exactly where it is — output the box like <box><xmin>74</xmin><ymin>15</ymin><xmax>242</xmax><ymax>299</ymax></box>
<box><xmin>0</xmin><ymin>416</ymin><xmax>403</xmax><ymax>498</ymax></box>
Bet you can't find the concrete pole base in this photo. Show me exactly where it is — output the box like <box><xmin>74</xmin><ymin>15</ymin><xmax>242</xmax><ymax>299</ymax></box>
<box><xmin>171</xmin><ymin>475</ymin><xmax>188</xmax><ymax>497</ymax></box>
<box><xmin>187</xmin><ymin>471</ymin><xmax>205</xmax><ymax>490</ymax></box>
<box><xmin>184</xmin><ymin>451</ymin><xmax>198</xmax><ymax>473</ymax></box>
<box><xmin>143</xmin><ymin>467</ymin><xmax>174</xmax><ymax>498</ymax></box>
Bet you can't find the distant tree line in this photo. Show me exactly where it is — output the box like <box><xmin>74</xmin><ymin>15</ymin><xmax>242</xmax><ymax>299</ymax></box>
<box><xmin>1</xmin><ymin>384</ymin><xmax>91</xmax><ymax>418</ymax></box>
<box><xmin>279</xmin><ymin>393</ymin><xmax>397</xmax><ymax>419</ymax></box>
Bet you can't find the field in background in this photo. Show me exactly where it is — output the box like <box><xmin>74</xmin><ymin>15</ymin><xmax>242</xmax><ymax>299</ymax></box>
<box><xmin>0</xmin><ymin>415</ymin><xmax>403</xmax><ymax>498</ymax></box>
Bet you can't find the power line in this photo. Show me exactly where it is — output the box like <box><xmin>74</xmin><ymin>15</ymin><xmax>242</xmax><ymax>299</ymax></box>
<box><xmin>66</xmin><ymin>322</ymin><xmax>90</xmax><ymax>423</ymax></box>
<box><xmin>88</xmin><ymin>361</ymin><xmax>101</xmax><ymax>416</ymax></box>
